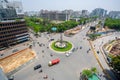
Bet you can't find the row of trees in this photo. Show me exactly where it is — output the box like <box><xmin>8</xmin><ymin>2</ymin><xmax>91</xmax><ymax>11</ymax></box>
<box><xmin>104</xmin><ymin>18</ymin><xmax>120</xmax><ymax>30</ymax></box>
<box><xmin>25</xmin><ymin>17</ymin><xmax>91</xmax><ymax>33</ymax></box>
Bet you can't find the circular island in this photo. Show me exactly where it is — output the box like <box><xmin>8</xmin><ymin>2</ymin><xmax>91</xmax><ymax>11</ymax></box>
<box><xmin>50</xmin><ymin>40</ymin><xmax>73</xmax><ymax>53</ymax></box>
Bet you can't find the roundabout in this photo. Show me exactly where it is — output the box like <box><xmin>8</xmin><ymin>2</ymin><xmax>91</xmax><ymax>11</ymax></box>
<box><xmin>50</xmin><ymin>40</ymin><xmax>73</xmax><ymax>53</ymax></box>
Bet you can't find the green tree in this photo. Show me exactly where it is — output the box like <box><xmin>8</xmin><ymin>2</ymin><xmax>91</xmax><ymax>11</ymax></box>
<box><xmin>111</xmin><ymin>56</ymin><xmax>120</xmax><ymax>73</ymax></box>
<box><xmin>91</xmin><ymin>67</ymin><xmax>97</xmax><ymax>74</ymax></box>
<box><xmin>104</xmin><ymin>18</ymin><xmax>120</xmax><ymax>30</ymax></box>
<box><xmin>82</xmin><ymin>69</ymin><xmax>93</xmax><ymax>78</ymax></box>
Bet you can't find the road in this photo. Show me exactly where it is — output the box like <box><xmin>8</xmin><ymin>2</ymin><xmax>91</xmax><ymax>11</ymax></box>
<box><xmin>8</xmin><ymin>22</ymin><xmax>109</xmax><ymax>80</ymax></box>
<box><xmin>92</xmin><ymin>31</ymin><xmax>120</xmax><ymax>80</ymax></box>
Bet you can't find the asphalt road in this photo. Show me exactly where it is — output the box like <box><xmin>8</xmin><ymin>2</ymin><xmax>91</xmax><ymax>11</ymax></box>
<box><xmin>5</xmin><ymin>22</ymin><xmax>108</xmax><ymax>80</ymax></box>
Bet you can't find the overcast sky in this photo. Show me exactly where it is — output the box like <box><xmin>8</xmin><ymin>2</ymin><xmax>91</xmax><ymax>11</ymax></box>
<box><xmin>8</xmin><ymin>0</ymin><xmax>120</xmax><ymax>12</ymax></box>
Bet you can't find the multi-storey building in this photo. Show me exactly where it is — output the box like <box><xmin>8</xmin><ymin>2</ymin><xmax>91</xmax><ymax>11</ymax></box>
<box><xmin>40</xmin><ymin>10</ymin><xmax>70</xmax><ymax>21</ymax></box>
<box><xmin>90</xmin><ymin>8</ymin><xmax>107</xmax><ymax>17</ymax></box>
<box><xmin>0</xmin><ymin>0</ymin><xmax>8</xmax><ymax>9</ymax></box>
<box><xmin>0</xmin><ymin>1</ymin><xmax>29</xmax><ymax>50</ymax></box>
<box><xmin>0</xmin><ymin>8</ymin><xmax>17</xmax><ymax>19</ymax></box>
<box><xmin>7</xmin><ymin>1</ymin><xmax>23</xmax><ymax>15</ymax></box>
<box><xmin>81</xmin><ymin>10</ymin><xmax>89</xmax><ymax>17</ymax></box>
<box><xmin>108</xmin><ymin>11</ymin><xmax>120</xmax><ymax>19</ymax></box>
<box><xmin>0</xmin><ymin>18</ymin><xmax>29</xmax><ymax>50</ymax></box>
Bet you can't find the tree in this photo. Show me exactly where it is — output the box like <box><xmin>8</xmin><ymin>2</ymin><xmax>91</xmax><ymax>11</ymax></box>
<box><xmin>82</xmin><ymin>69</ymin><xmax>93</xmax><ymax>78</ymax></box>
<box><xmin>111</xmin><ymin>56</ymin><xmax>120</xmax><ymax>73</ymax></box>
<box><xmin>91</xmin><ymin>67</ymin><xmax>97</xmax><ymax>74</ymax></box>
<box><xmin>104</xmin><ymin>18</ymin><xmax>120</xmax><ymax>30</ymax></box>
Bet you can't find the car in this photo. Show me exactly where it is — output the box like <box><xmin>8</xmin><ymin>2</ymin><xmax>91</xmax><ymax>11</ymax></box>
<box><xmin>97</xmin><ymin>51</ymin><xmax>99</xmax><ymax>54</ymax></box>
<box><xmin>80</xmin><ymin>46</ymin><xmax>82</xmax><ymax>49</ymax></box>
<box><xmin>72</xmin><ymin>48</ymin><xmax>75</xmax><ymax>52</ymax></box>
<box><xmin>12</xmin><ymin>49</ymin><xmax>18</xmax><ymax>53</ymax></box>
<box><xmin>65</xmin><ymin>52</ymin><xmax>72</xmax><ymax>57</ymax></box>
<box><xmin>50</xmin><ymin>38</ymin><xmax>54</xmax><ymax>41</ymax></box>
<box><xmin>34</xmin><ymin>64</ymin><xmax>42</xmax><ymax>70</ymax></box>
<box><xmin>8</xmin><ymin>76</ymin><xmax>14</xmax><ymax>80</ymax></box>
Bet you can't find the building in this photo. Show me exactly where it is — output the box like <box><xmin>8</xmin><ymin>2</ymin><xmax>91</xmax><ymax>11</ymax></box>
<box><xmin>0</xmin><ymin>68</ymin><xmax>8</xmax><ymax>80</ymax></box>
<box><xmin>71</xmin><ymin>11</ymin><xmax>81</xmax><ymax>18</ymax></box>
<box><xmin>40</xmin><ymin>10</ymin><xmax>70</xmax><ymax>21</ymax></box>
<box><xmin>7</xmin><ymin>1</ymin><xmax>23</xmax><ymax>15</ymax></box>
<box><xmin>24</xmin><ymin>11</ymin><xmax>39</xmax><ymax>17</ymax></box>
<box><xmin>0</xmin><ymin>0</ymin><xmax>29</xmax><ymax>50</ymax></box>
<box><xmin>90</xmin><ymin>8</ymin><xmax>107</xmax><ymax>17</ymax></box>
<box><xmin>81</xmin><ymin>10</ymin><xmax>89</xmax><ymax>17</ymax></box>
<box><xmin>108</xmin><ymin>11</ymin><xmax>120</xmax><ymax>19</ymax></box>
<box><xmin>0</xmin><ymin>0</ymin><xmax>8</xmax><ymax>9</ymax></box>
<box><xmin>0</xmin><ymin>8</ymin><xmax>17</xmax><ymax>20</ymax></box>
<box><xmin>0</xmin><ymin>0</ymin><xmax>23</xmax><ymax>16</ymax></box>
<box><xmin>0</xmin><ymin>18</ymin><xmax>29</xmax><ymax>50</ymax></box>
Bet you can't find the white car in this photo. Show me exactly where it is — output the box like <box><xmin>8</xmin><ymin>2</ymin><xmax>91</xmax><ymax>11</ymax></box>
<box><xmin>65</xmin><ymin>52</ymin><xmax>72</xmax><ymax>57</ymax></box>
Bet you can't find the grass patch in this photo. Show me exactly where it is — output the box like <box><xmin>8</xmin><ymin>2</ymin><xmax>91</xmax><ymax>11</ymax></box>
<box><xmin>51</xmin><ymin>41</ymin><xmax>72</xmax><ymax>52</ymax></box>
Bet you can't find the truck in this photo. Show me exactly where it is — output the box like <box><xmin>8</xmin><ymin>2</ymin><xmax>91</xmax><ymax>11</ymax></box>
<box><xmin>48</xmin><ymin>58</ymin><xmax>60</xmax><ymax>66</ymax></box>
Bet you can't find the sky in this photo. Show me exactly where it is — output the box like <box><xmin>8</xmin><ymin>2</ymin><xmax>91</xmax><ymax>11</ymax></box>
<box><xmin>8</xmin><ymin>0</ymin><xmax>120</xmax><ymax>12</ymax></box>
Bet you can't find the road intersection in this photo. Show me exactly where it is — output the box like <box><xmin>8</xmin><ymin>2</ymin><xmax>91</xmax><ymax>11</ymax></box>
<box><xmin>2</xmin><ymin>22</ymin><xmax>119</xmax><ymax>80</ymax></box>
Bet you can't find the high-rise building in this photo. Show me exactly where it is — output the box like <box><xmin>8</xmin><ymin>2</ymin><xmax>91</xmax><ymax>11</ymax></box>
<box><xmin>108</xmin><ymin>11</ymin><xmax>120</xmax><ymax>19</ymax></box>
<box><xmin>90</xmin><ymin>8</ymin><xmax>107</xmax><ymax>17</ymax></box>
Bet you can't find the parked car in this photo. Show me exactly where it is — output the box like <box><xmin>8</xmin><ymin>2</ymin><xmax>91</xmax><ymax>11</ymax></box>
<box><xmin>34</xmin><ymin>64</ymin><xmax>42</xmax><ymax>70</ymax></box>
